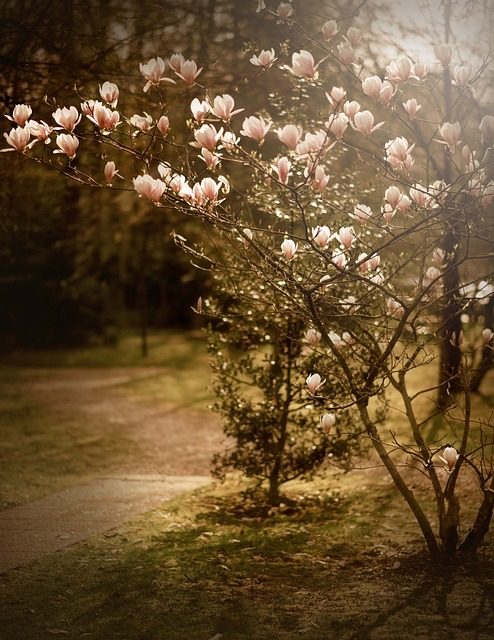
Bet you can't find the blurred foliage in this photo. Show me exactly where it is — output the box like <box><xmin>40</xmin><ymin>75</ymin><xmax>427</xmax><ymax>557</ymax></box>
<box><xmin>0</xmin><ymin>0</ymin><xmax>264</xmax><ymax>347</ymax></box>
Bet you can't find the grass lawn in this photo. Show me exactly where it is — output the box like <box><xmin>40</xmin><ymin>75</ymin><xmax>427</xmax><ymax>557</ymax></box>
<box><xmin>1</xmin><ymin>476</ymin><xmax>493</xmax><ymax>639</ymax></box>
<box><xmin>1</xmin><ymin>332</ymin><xmax>494</xmax><ymax>639</ymax></box>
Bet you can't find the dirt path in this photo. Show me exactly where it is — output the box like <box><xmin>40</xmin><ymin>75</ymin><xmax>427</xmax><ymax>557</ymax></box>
<box><xmin>8</xmin><ymin>366</ymin><xmax>224</xmax><ymax>477</ymax></box>
<box><xmin>0</xmin><ymin>367</ymin><xmax>225</xmax><ymax>571</ymax></box>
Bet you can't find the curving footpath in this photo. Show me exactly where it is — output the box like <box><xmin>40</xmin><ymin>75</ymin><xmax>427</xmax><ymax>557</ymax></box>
<box><xmin>0</xmin><ymin>474</ymin><xmax>210</xmax><ymax>573</ymax></box>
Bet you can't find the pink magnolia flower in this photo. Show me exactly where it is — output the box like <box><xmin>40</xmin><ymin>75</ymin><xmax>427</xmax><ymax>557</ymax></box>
<box><xmin>362</xmin><ymin>75</ymin><xmax>382</xmax><ymax>100</ymax></box>
<box><xmin>296</xmin><ymin>130</ymin><xmax>332</xmax><ymax>158</ymax></box>
<box><xmin>54</xmin><ymin>133</ymin><xmax>79</xmax><ymax>159</ymax></box>
<box><xmin>277</xmin><ymin>2</ymin><xmax>294</xmax><ymax>21</ymax></box>
<box><xmin>328</xmin><ymin>113</ymin><xmax>349</xmax><ymax>139</ymax></box>
<box><xmin>139</xmin><ymin>57</ymin><xmax>174</xmax><ymax>91</ymax></box>
<box><xmin>320</xmin><ymin>413</ymin><xmax>335</xmax><ymax>433</ymax></box>
<box><xmin>346</xmin><ymin>26</ymin><xmax>362</xmax><ymax>45</ymax></box>
<box><xmin>53</xmin><ymin>106</ymin><xmax>81</xmax><ymax>132</ymax></box>
<box><xmin>412</xmin><ymin>62</ymin><xmax>428</xmax><ymax>80</ymax></box>
<box><xmin>175</xmin><ymin>59</ymin><xmax>203</xmax><ymax>85</ymax></box>
<box><xmin>428</xmin><ymin>180</ymin><xmax>449</xmax><ymax>206</ymax></box>
<box><xmin>350</xmin><ymin>204</ymin><xmax>372</xmax><ymax>224</ymax></box>
<box><xmin>81</xmin><ymin>100</ymin><xmax>96</xmax><ymax>116</ymax></box>
<box><xmin>289</xmin><ymin>50</ymin><xmax>318</xmax><ymax>79</ymax></box>
<box><xmin>240</xmin><ymin>228</ymin><xmax>253</xmax><ymax>247</ymax></box>
<box><xmin>332</xmin><ymin>249</ymin><xmax>347</xmax><ymax>268</ymax></box>
<box><xmin>322</xmin><ymin>19</ymin><xmax>338</xmax><ymax>40</ymax></box>
<box><xmin>311</xmin><ymin>225</ymin><xmax>331</xmax><ymax>249</ymax></box>
<box><xmin>410</xmin><ymin>184</ymin><xmax>432</xmax><ymax>207</ymax></box>
<box><xmin>2</xmin><ymin>126</ymin><xmax>33</xmax><ymax>152</ymax></box>
<box><xmin>438</xmin><ymin>446</ymin><xmax>459</xmax><ymax>471</ymax></box>
<box><xmin>382</xmin><ymin>203</ymin><xmax>395</xmax><ymax>222</ymax></box>
<box><xmin>305</xmin><ymin>328</ymin><xmax>322</xmax><ymax>345</ymax></box>
<box><xmin>480</xmin><ymin>115</ymin><xmax>494</xmax><ymax>145</ymax></box>
<box><xmin>425</xmin><ymin>266</ymin><xmax>441</xmax><ymax>284</ymax></box>
<box><xmin>352</xmin><ymin>110</ymin><xmax>384</xmax><ymax>136</ymax></box>
<box><xmin>200</xmin><ymin>148</ymin><xmax>222</xmax><ymax>169</ymax></box>
<box><xmin>319</xmin><ymin>275</ymin><xmax>331</xmax><ymax>291</ymax></box>
<box><xmin>386</xmin><ymin>56</ymin><xmax>414</xmax><ymax>83</ymax></box>
<box><xmin>104</xmin><ymin>161</ymin><xmax>119</xmax><ymax>185</ymax></box>
<box><xmin>86</xmin><ymin>102</ymin><xmax>120</xmax><ymax>133</ymax></box>
<box><xmin>432</xmin><ymin>247</ymin><xmax>446</xmax><ymax>265</ymax></box>
<box><xmin>250</xmin><ymin>48</ymin><xmax>276</xmax><ymax>67</ymax></box>
<box><xmin>337</xmin><ymin>41</ymin><xmax>357</xmax><ymax>65</ymax></box>
<box><xmin>133</xmin><ymin>174</ymin><xmax>166</xmax><ymax>202</ymax></box>
<box><xmin>6</xmin><ymin>104</ymin><xmax>32</xmax><ymax>127</ymax></box>
<box><xmin>385</xmin><ymin>185</ymin><xmax>403</xmax><ymax>210</ymax></box>
<box><xmin>191</xmin><ymin>123</ymin><xmax>224</xmax><ymax>151</ymax></box>
<box><xmin>210</xmin><ymin>94</ymin><xmax>243</xmax><ymax>122</ymax></box>
<box><xmin>200</xmin><ymin>177</ymin><xmax>225</xmax><ymax>202</ymax></box>
<box><xmin>190</xmin><ymin>98</ymin><xmax>210</xmax><ymax>122</ymax></box>
<box><xmin>157</xmin><ymin>115</ymin><xmax>170</xmax><ymax>136</ymax></box>
<box><xmin>434</xmin><ymin>43</ymin><xmax>453</xmax><ymax>67</ymax></box>
<box><xmin>397</xmin><ymin>194</ymin><xmax>411</xmax><ymax>213</ymax></box>
<box><xmin>343</xmin><ymin>100</ymin><xmax>361</xmax><ymax>119</ymax></box>
<box><xmin>168</xmin><ymin>53</ymin><xmax>185</xmax><ymax>73</ymax></box>
<box><xmin>187</xmin><ymin>185</ymin><xmax>200</xmax><ymax>205</ymax></box>
<box><xmin>130</xmin><ymin>112</ymin><xmax>153</xmax><ymax>132</ymax></box>
<box><xmin>378</xmin><ymin>81</ymin><xmax>395</xmax><ymax>106</ymax></box>
<box><xmin>28</xmin><ymin>120</ymin><xmax>52</xmax><ymax>144</ymax></box>
<box><xmin>452</xmin><ymin>64</ymin><xmax>474</xmax><ymax>88</ymax></box>
<box><xmin>482</xmin><ymin>328</ymin><xmax>493</xmax><ymax>343</ymax></box>
<box><xmin>281</xmin><ymin>238</ymin><xmax>298</xmax><ymax>260</ymax></box>
<box><xmin>385</xmin><ymin>136</ymin><xmax>415</xmax><ymax>170</ymax></box>
<box><xmin>309</xmin><ymin>165</ymin><xmax>330</xmax><ymax>194</ymax></box>
<box><xmin>337</xmin><ymin>226</ymin><xmax>356</xmax><ymax>248</ymax></box>
<box><xmin>220</xmin><ymin>131</ymin><xmax>240</xmax><ymax>152</ymax></box>
<box><xmin>99</xmin><ymin>81</ymin><xmax>119</xmax><ymax>107</ymax></box>
<box><xmin>272</xmin><ymin>156</ymin><xmax>292</xmax><ymax>184</ymax></box>
<box><xmin>403</xmin><ymin>98</ymin><xmax>421</xmax><ymax>119</ymax></box>
<box><xmin>359</xmin><ymin>253</ymin><xmax>380</xmax><ymax>271</ymax></box>
<box><xmin>326</xmin><ymin>86</ymin><xmax>346</xmax><ymax>109</ymax></box>
<box><xmin>387</xmin><ymin>298</ymin><xmax>404</xmax><ymax>318</ymax></box>
<box><xmin>276</xmin><ymin>124</ymin><xmax>303</xmax><ymax>150</ymax></box>
<box><xmin>240</xmin><ymin>115</ymin><xmax>272</xmax><ymax>143</ymax></box>
<box><xmin>168</xmin><ymin>173</ymin><xmax>189</xmax><ymax>195</ymax></box>
<box><xmin>306</xmin><ymin>373</ymin><xmax>324</xmax><ymax>395</ymax></box>
<box><xmin>437</xmin><ymin>121</ymin><xmax>461</xmax><ymax>152</ymax></box>
<box><xmin>362</xmin><ymin>76</ymin><xmax>395</xmax><ymax>105</ymax></box>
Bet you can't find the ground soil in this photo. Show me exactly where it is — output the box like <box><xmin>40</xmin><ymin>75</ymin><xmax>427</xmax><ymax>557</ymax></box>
<box><xmin>2</xmin><ymin>367</ymin><xmax>494</xmax><ymax>639</ymax></box>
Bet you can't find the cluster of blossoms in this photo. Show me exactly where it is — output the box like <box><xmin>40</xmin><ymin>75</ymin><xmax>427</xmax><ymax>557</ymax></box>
<box><xmin>2</xmin><ymin>9</ymin><xmax>493</xmax><ymax>448</ymax></box>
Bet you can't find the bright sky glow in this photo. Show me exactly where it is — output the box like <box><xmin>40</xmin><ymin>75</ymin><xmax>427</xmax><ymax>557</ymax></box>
<box><xmin>375</xmin><ymin>0</ymin><xmax>492</xmax><ymax>65</ymax></box>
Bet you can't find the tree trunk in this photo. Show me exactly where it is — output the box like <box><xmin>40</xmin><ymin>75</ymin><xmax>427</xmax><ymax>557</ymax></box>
<box><xmin>439</xmin><ymin>494</ymin><xmax>460</xmax><ymax>555</ymax></box>
<box><xmin>470</xmin><ymin>296</ymin><xmax>494</xmax><ymax>392</ymax></box>
<box><xmin>268</xmin><ymin>472</ymin><xmax>281</xmax><ymax>506</ymax></box>
<box><xmin>358</xmin><ymin>402</ymin><xmax>440</xmax><ymax>557</ymax></box>
<box><xmin>437</xmin><ymin>248</ymin><xmax>463</xmax><ymax>410</ymax></box>
<box><xmin>459</xmin><ymin>480</ymin><xmax>494</xmax><ymax>553</ymax></box>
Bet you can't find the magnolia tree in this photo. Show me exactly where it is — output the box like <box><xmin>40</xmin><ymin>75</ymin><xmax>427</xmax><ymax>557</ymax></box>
<box><xmin>204</xmin><ymin>246</ymin><xmax>368</xmax><ymax>505</ymax></box>
<box><xmin>3</xmin><ymin>1</ymin><xmax>494</xmax><ymax>556</ymax></box>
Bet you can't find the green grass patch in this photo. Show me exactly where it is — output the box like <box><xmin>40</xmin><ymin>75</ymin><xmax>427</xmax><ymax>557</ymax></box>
<box><xmin>0</xmin><ymin>330</ymin><xmax>209</xmax><ymax>368</ymax></box>
<box><xmin>0</xmin><ymin>377</ymin><xmax>136</xmax><ymax>508</ymax></box>
<box><xmin>1</xmin><ymin>478</ymin><xmax>493</xmax><ymax>640</ymax></box>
